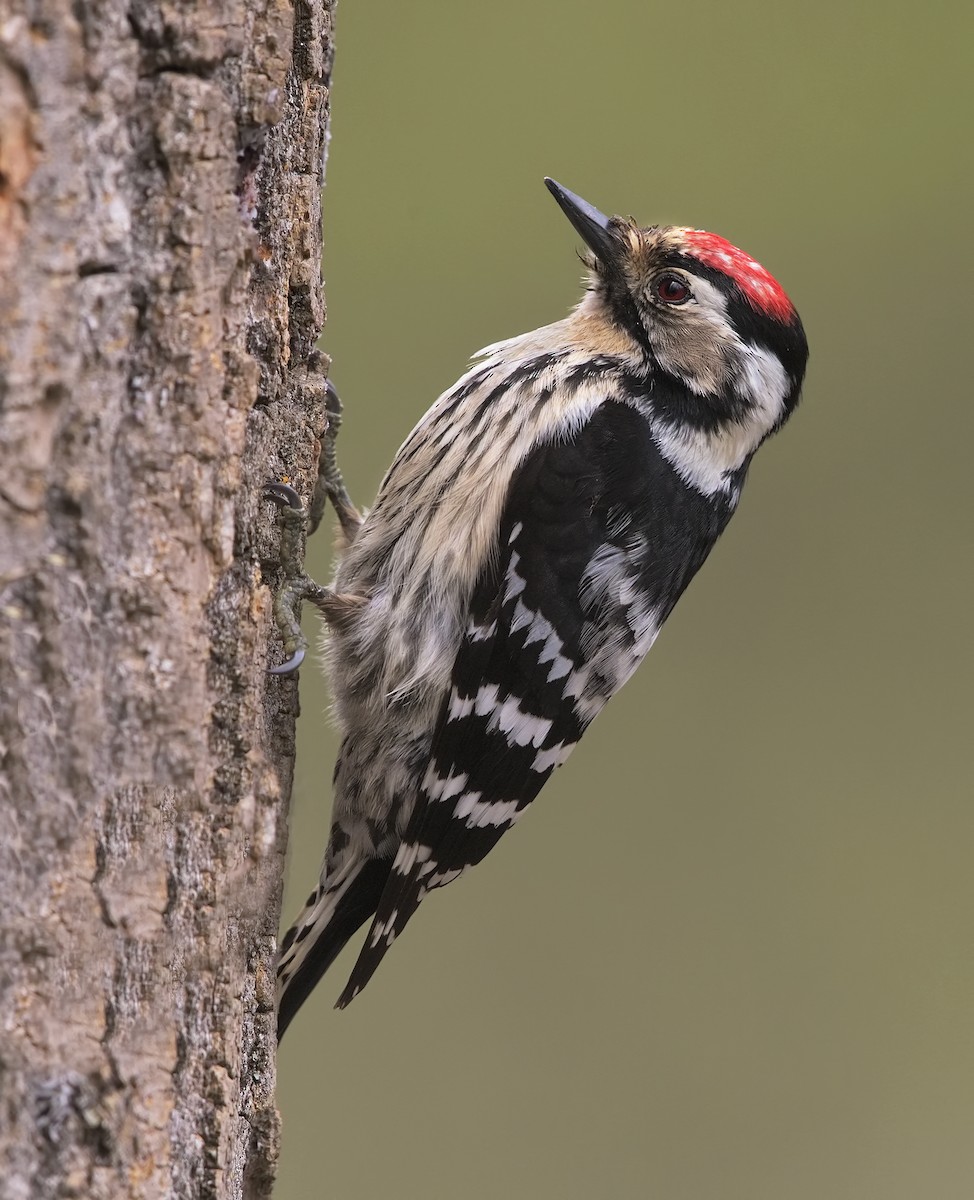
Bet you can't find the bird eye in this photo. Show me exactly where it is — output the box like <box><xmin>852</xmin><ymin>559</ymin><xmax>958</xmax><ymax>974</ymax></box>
<box><xmin>654</xmin><ymin>274</ymin><xmax>691</xmax><ymax>305</ymax></box>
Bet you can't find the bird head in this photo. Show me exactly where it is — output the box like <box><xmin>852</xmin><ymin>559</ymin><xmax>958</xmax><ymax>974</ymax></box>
<box><xmin>545</xmin><ymin>178</ymin><xmax>808</xmax><ymax>452</ymax></box>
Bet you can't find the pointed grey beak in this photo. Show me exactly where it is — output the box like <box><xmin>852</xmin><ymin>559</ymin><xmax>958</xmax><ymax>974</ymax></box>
<box><xmin>544</xmin><ymin>178</ymin><xmax>618</xmax><ymax>265</ymax></box>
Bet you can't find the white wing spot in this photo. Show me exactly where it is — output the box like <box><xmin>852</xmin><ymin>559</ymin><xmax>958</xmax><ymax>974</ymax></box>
<box><xmin>532</xmin><ymin>741</ymin><xmax>574</xmax><ymax>772</ymax></box>
<box><xmin>488</xmin><ymin>694</ymin><xmax>553</xmax><ymax>748</ymax></box>
<box><xmin>453</xmin><ymin>791</ymin><xmax>522</xmax><ymax>829</ymax></box>
<box><xmin>392</xmin><ymin>841</ymin><xmax>433</xmax><ymax>875</ymax></box>
<box><xmin>503</xmin><ymin>551</ymin><xmax>527</xmax><ymax>603</ymax></box>
<box><xmin>510</xmin><ymin>598</ymin><xmax>534</xmax><ymax>634</ymax></box>
<box><xmin>426</xmin><ymin>769</ymin><xmax>471</xmax><ymax>803</ymax></box>
<box><xmin>524</xmin><ymin>610</ymin><xmax>554</xmax><ymax>647</ymax></box>
<box><xmin>447</xmin><ymin>691</ymin><xmax>475</xmax><ymax>721</ymax></box>
<box><xmin>474</xmin><ymin>683</ymin><xmax>500</xmax><ymax>716</ymax></box>
<box><xmin>442</xmin><ymin>773</ymin><xmax>469</xmax><ymax>800</ymax></box>
<box><xmin>467</xmin><ymin>618</ymin><xmax>497</xmax><ymax>643</ymax></box>
<box><xmin>370</xmin><ymin>909</ymin><xmax>399</xmax><ymax>948</ymax></box>
<box><xmin>546</xmin><ymin>653</ymin><xmax>574</xmax><ymax>682</ymax></box>
<box><xmin>538</xmin><ymin>629</ymin><xmax>574</xmax><ymax>681</ymax></box>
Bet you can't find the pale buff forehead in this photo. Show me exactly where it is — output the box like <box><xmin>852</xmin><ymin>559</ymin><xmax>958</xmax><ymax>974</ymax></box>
<box><xmin>612</xmin><ymin>221</ymin><xmax>688</xmax><ymax>270</ymax></box>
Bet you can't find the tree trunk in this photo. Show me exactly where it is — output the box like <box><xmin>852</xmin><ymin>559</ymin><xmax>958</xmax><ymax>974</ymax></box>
<box><xmin>0</xmin><ymin>1</ymin><xmax>333</xmax><ymax>1195</ymax></box>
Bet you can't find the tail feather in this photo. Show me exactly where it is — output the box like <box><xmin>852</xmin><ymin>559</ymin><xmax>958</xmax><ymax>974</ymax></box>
<box><xmin>277</xmin><ymin>856</ymin><xmax>392</xmax><ymax>1039</ymax></box>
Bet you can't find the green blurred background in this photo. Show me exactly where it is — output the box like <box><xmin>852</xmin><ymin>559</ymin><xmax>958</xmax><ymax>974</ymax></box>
<box><xmin>276</xmin><ymin>1</ymin><xmax>973</xmax><ymax>1196</ymax></box>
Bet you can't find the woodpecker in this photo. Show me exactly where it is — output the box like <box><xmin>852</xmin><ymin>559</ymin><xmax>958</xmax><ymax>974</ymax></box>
<box><xmin>271</xmin><ymin>179</ymin><xmax>808</xmax><ymax>1038</ymax></box>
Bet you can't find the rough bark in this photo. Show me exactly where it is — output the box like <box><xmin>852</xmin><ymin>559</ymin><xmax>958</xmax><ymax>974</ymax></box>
<box><xmin>0</xmin><ymin>1</ymin><xmax>333</xmax><ymax>1196</ymax></box>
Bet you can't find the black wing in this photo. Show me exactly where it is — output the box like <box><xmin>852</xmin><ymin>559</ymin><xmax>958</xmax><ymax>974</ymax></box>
<box><xmin>336</xmin><ymin>400</ymin><xmax>730</xmax><ymax>1006</ymax></box>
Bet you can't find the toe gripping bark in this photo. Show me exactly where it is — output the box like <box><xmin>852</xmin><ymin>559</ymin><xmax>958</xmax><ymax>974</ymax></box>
<box><xmin>264</xmin><ymin>381</ymin><xmax>364</xmax><ymax>674</ymax></box>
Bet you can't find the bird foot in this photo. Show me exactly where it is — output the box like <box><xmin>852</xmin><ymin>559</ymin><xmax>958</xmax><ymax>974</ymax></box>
<box><xmin>263</xmin><ymin>381</ymin><xmax>363</xmax><ymax>674</ymax></box>
<box><xmin>308</xmin><ymin>380</ymin><xmax>363</xmax><ymax>542</ymax></box>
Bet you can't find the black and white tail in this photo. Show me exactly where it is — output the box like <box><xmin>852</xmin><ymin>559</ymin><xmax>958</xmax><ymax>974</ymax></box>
<box><xmin>276</xmin><ymin>855</ymin><xmax>391</xmax><ymax>1039</ymax></box>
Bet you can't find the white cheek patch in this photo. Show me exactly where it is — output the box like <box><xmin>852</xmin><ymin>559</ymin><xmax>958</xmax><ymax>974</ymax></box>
<box><xmin>735</xmin><ymin>342</ymin><xmax>791</xmax><ymax>419</ymax></box>
<box><xmin>652</xmin><ymin>340</ymin><xmax>791</xmax><ymax>497</ymax></box>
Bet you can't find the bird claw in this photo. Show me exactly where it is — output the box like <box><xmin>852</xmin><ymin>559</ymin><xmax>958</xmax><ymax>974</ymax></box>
<box><xmin>268</xmin><ymin>646</ymin><xmax>306</xmax><ymax>675</ymax></box>
<box><xmin>264</xmin><ymin>480</ymin><xmax>305</xmax><ymax>512</ymax></box>
<box><xmin>324</xmin><ymin>377</ymin><xmax>342</xmax><ymax>418</ymax></box>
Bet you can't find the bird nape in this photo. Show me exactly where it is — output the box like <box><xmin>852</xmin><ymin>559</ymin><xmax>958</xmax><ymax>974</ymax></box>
<box><xmin>269</xmin><ymin>177</ymin><xmax>808</xmax><ymax>1040</ymax></box>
